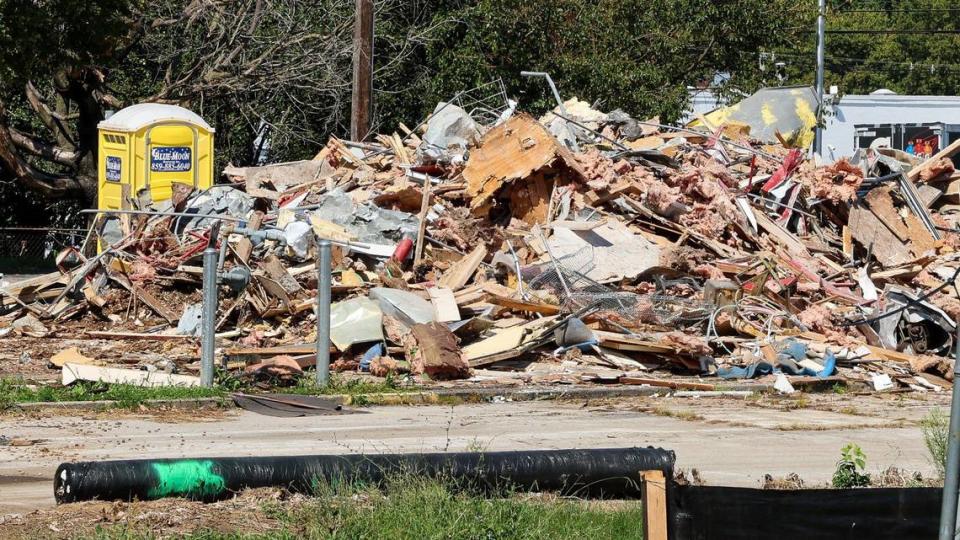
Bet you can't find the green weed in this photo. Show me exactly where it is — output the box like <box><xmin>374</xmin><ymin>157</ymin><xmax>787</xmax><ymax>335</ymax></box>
<box><xmin>832</xmin><ymin>443</ymin><xmax>871</xmax><ymax>488</ymax></box>
<box><xmin>921</xmin><ymin>408</ymin><xmax>949</xmax><ymax>479</ymax></box>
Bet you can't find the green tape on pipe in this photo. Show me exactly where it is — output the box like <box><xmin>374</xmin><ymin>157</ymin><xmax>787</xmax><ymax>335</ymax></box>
<box><xmin>148</xmin><ymin>460</ymin><xmax>227</xmax><ymax>499</ymax></box>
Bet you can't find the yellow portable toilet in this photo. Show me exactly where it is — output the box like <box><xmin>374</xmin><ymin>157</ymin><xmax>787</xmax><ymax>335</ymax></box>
<box><xmin>97</xmin><ymin>103</ymin><xmax>215</xmax><ymax>212</ymax></box>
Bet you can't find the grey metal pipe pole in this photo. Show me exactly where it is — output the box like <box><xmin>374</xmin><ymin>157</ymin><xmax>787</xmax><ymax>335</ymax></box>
<box><xmin>315</xmin><ymin>239</ymin><xmax>332</xmax><ymax>386</ymax></box>
<box><xmin>814</xmin><ymin>0</ymin><xmax>825</xmax><ymax>156</ymax></box>
<box><xmin>938</xmin><ymin>322</ymin><xmax>960</xmax><ymax>540</ymax></box>
<box><xmin>200</xmin><ymin>238</ymin><xmax>219</xmax><ymax>387</ymax></box>
<box><xmin>520</xmin><ymin>71</ymin><xmax>580</xmax><ymax>152</ymax></box>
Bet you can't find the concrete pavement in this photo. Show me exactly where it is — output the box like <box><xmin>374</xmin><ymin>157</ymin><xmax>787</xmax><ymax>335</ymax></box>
<box><xmin>0</xmin><ymin>393</ymin><xmax>947</xmax><ymax>514</ymax></box>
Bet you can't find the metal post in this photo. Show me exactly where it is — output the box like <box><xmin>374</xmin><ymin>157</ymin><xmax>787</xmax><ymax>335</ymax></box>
<box><xmin>315</xmin><ymin>239</ymin><xmax>332</xmax><ymax>386</ymax></box>
<box><xmin>520</xmin><ymin>71</ymin><xmax>580</xmax><ymax>152</ymax></box>
<box><xmin>813</xmin><ymin>0</ymin><xmax>826</xmax><ymax>156</ymax></box>
<box><xmin>200</xmin><ymin>223</ymin><xmax>220</xmax><ymax>387</ymax></box>
<box><xmin>939</xmin><ymin>321</ymin><xmax>960</xmax><ymax>539</ymax></box>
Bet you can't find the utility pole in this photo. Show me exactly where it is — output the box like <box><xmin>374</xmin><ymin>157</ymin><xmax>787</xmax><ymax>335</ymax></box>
<box><xmin>939</xmin><ymin>325</ymin><xmax>960</xmax><ymax>539</ymax></box>
<box><xmin>350</xmin><ymin>0</ymin><xmax>374</xmax><ymax>141</ymax></box>
<box><xmin>814</xmin><ymin>0</ymin><xmax>826</xmax><ymax>155</ymax></box>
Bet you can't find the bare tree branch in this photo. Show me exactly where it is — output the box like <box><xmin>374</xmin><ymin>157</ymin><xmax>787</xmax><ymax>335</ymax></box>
<box><xmin>26</xmin><ymin>81</ymin><xmax>78</xmax><ymax>150</ymax></box>
<box><xmin>9</xmin><ymin>128</ymin><xmax>80</xmax><ymax>166</ymax></box>
<box><xmin>0</xmin><ymin>102</ymin><xmax>87</xmax><ymax>199</ymax></box>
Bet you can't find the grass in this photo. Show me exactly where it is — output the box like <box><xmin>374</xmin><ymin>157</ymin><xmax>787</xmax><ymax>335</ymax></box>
<box><xmin>81</xmin><ymin>477</ymin><xmax>645</xmax><ymax>539</ymax></box>
<box><xmin>922</xmin><ymin>408</ymin><xmax>949</xmax><ymax>479</ymax></box>
<box><xmin>650</xmin><ymin>406</ymin><xmax>704</xmax><ymax>422</ymax></box>
<box><xmin>0</xmin><ymin>372</ymin><xmax>413</xmax><ymax>410</ymax></box>
<box><xmin>0</xmin><ymin>377</ymin><xmax>226</xmax><ymax>409</ymax></box>
<box><xmin>780</xmin><ymin>394</ymin><xmax>810</xmax><ymax>411</ymax></box>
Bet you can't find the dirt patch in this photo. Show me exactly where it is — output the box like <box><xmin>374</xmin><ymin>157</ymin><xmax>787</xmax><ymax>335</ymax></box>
<box><xmin>2</xmin><ymin>403</ymin><xmax>234</xmax><ymax>423</ymax></box>
<box><xmin>0</xmin><ymin>488</ymin><xmax>300</xmax><ymax>539</ymax></box>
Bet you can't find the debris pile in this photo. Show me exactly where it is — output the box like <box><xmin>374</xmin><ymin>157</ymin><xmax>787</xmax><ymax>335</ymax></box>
<box><xmin>4</xmin><ymin>89</ymin><xmax>960</xmax><ymax>395</ymax></box>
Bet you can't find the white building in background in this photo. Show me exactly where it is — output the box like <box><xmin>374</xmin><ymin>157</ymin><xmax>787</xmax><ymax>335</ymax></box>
<box><xmin>822</xmin><ymin>89</ymin><xmax>960</xmax><ymax>162</ymax></box>
<box><xmin>683</xmin><ymin>88</ymin><xmax>726</xmax><ymax>124</ymax></box>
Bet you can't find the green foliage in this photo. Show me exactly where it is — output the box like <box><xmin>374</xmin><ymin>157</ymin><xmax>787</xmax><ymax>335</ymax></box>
<box><xmin>779</xmin><ymin>0</ymin><xmax>960</xmax><ymax>96</ymax></box>
<box><xmin>0</xmin><ymin>376</ymin><xmax>226</xmax><ymax>409</ymax></box>
<box><xmin>0</xmin><ymin>0</ymin><xmax>135</xmax><ymax>88</ymax></box>
<box><xmin>285</xmin><ymin>372</ymin><xmax>404</xmax><ymax>397</ymax></box>
<box><xmin>0</xmin><ymin>372</ymin><xmax>407</xmax><ymax>410</ymax></box>
<box><xmin>922</xmin><ymin>408</ymin><xmax>950</xmax><ymax>479</ymax></box>
<box><xmin>832</xmin><ymin>443</ymin><xmax>871</xmax><ymax>488</ymax></box>
<box><xmin>9</xmin><ymin>0</ymin><xmax>960</xmax><ymax>226</ymax></box>
<box><xmin>417</xmin><ymin>0</ymin><xmax>805</xmax><ymax>123</ymax></box>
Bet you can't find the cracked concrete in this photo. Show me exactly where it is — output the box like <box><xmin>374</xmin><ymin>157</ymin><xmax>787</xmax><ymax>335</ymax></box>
<box><xmin>0</xmin><ymin>391</ymin><xmax>949</xmax><ymax>515</ymax></box>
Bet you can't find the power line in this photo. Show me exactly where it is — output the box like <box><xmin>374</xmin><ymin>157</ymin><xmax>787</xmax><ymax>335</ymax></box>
<box><xmin>768</xmin><ymin>51</ymin><xmax>960</xmax><ymax>70</ymax></box>
<box><xmin>823</xmin><ymin>29</ymin><xmax>960</xmax><ymax>34</ymax></box>
<box><xmin>832</xmin><ymin>8</ymin><xmax>960</xmax><ymax>13</ymax></box>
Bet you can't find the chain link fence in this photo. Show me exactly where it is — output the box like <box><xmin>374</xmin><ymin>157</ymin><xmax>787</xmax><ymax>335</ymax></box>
<box><xmin>0</xmin><ymin>228</ymin><xmax>87</xmax><ymax>274</ymax></box>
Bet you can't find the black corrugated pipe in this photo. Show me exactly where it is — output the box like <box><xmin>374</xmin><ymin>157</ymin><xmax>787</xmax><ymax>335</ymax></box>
<box><xmin>55</xmin><ymin>447</ymin><xmax>674</xmax><ymax>503</ymax></box>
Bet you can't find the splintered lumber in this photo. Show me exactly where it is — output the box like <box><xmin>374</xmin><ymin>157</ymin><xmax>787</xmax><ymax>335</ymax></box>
<box><xmin>908</xmin><ymin>137</ymin><xmax>960</xmax><ymax>181</ymax></box>
<box><xmin>83</xmin><ymin>331</ymin><xmax>197</xmax><ymax>341</ymax></box>
<box><xmin>453</xmin><ymin>284</ymin><xmax>485</xmax><ymax>306</ymax></box>
<box><xmin>414</xmin><ymin>179</ymin><xmax>432</xmax><ymax>264</ymax></box>
<box><xmin>408</xmin><ymin>322</ymin><xmax>470</xmax><ymax>380</ymax></box>
<box><xmin>484</xmin><ymin>292</ymin><xmax>560</xmax><ymax>315</ymax></box>
<box><xmin>594</xmin><ymin>331</ymin><xmax>676</xmax><ymax>354</ymax></box>
<box><xmin>753</xmin><ymin>209</ymin><xmax>809</xmax><ymax>257</ymax></box>
<box><xmin>848</xmin><ymin>186</ymin><xmax>937</xmax><ymax>268</ymax></box>
<box><xmin>464</xmin><ymin>317</ymin><xmax>560</xmax><ymax>367</ymax></box>
<box><xmin>642</xmin><ymin>470</ymin><xmax>669</xmax><ymax>540</ymax></box>
<box><xmin>618</xmin><ymin>376</ymin><xmax>715</xmax><ymax>391</ymax></box>
<box><xmin>548</xmin><ymin>219</ymin><xmax>606</xmax><ymax>231</ymax></box>
<box><xmin>236</xmin><ymin>211</ymin><xmax>264</xmax><ymax>264</ymax></box>
<box><xmin>427</xmin><ymin>287</ymin><xmax>460</xmax><ymax>322</ymax></box>
<box><xmin>464</xmin><ymin>326</ymin><xmax>527</xmax><ymax>362</ymax></box>
<box><xmin>224</xmin><ymin>344</ymin><xmax>336</xmax><ymax>357</ymax></box>
<box><xmin>463</xmin><ymin>114</ymin><xmax>585</xmax><ymax>217</ymax></box>
<box><xmin>62</xmin><ymin>363</ymin><xmax>200</xmax><ymax>387</ymax></box>
<box><xmin>261</xmin><ymin>255</ymin><xmax>302</xmax><ymax>295</ymax></box>
<box><xmin>438</xmin><ymin>245</ymin><xmax>487</xmax><ymax>290</ymax></box>
<box><xmin>584</xmin><ymin>183</ymin><xmax>643</xmax><ymax>206</ymax></box>
<box><xmin>108</xmin><ymin>273</ymin><xmax>178</xmax><ymax>324</ymax></box>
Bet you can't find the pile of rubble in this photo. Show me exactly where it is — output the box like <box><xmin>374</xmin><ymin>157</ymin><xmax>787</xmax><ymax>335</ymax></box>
<box><xmin>5</xmin><ymin>91</ymin><xmax>960</xmax><ymax>395</ymax></box>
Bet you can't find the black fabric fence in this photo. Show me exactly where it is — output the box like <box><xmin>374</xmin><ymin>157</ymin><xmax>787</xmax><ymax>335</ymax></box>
<box><xmin>670</xmin><ymin>484</ymin><xmax>940</xmax><ymax>540</ymax></box>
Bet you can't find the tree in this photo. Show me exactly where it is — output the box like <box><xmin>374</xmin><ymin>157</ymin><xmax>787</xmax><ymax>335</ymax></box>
<box><xmin>414</xmin><ymin>0</ymin><xmax>808</xmax><ymax>123</ymax></box>
<box><xmin>0</xmin><ymin>0</ymin><xmax>134</xmax><ymax>201</ymax></box>
<box><xmin>0</xmin><ymin>0</ymin><xmax>445</xmax><ymax>214</ymax></box>
<box><xmin>776</xmin><ymin>0</ymin><xmax>960</xmax><ymax>96</ymax></box>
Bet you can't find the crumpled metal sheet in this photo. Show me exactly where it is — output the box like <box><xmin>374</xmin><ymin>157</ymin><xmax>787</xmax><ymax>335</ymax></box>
<box><xmin>178</xmin><ymin>186</ymin><xmax>255</xmax><ymax>235</ymax></box>
<box><xmin>310</xmin><ymin>189</ymin><xmax>418</xmax><ymax>245</ymax></box>
<box><xmin>329</xmin><ymin>297</ymin><xmax>383</xmax><ymax>351</ymax></box>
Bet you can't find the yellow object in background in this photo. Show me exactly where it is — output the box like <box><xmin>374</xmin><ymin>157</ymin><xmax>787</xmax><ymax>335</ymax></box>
<box><xmin>97</xmin><ymin>104</ymin><xmax>215</xmax><ymax>213</ymax></box>
<box><xmin>688</xmin><ymin>86</ymin><xmax>818</xmax><ymax>149</ymax></box>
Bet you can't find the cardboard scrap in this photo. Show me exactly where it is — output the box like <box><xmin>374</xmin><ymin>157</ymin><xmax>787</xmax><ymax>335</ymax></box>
<box><xmin>50</xmin><ymin>347</ymin><xmax>99</xmax><ymax>368</ymax></box>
